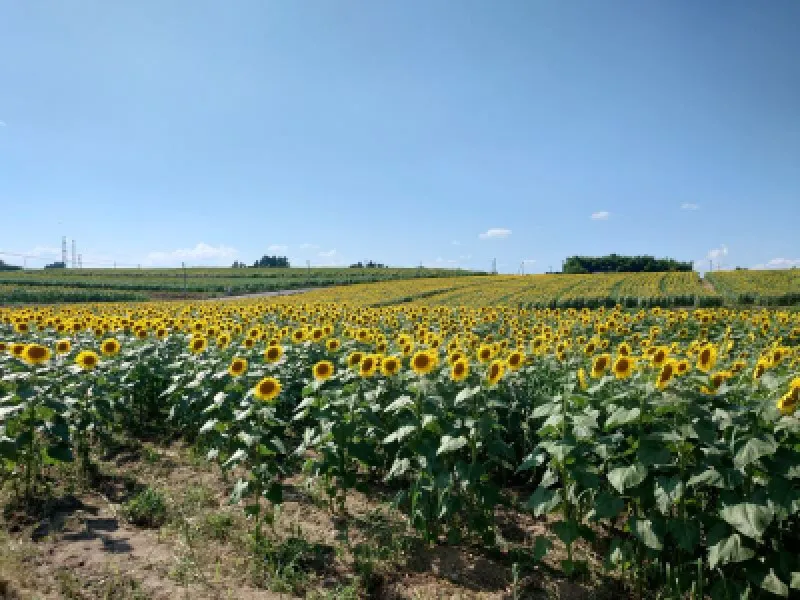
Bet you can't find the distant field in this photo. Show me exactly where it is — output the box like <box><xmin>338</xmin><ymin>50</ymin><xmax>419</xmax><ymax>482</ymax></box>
<box><xmin>0</xmin><ymin>267</ymin><xmax>482</xmax><ymax>303</ymax></box>
<box><xmin>706</xmin><ymin>269</ymin><xmax>800</xmax><ymax>305</ymax></box>
<box><xmin>2</xmin><ymin>268</ymin><xmax>797</xmax><ymax>307</ymax></box>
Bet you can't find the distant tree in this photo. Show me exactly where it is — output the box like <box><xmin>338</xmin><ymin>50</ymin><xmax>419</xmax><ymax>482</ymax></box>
<box><xmin>561</xmin><ymin>254</ymin><xmax>693</xmax><ymax>274</ymax></box>
<box><xmin>44</xmin><ymin>261</ymin><xmax>67</xmax><ymax>269</ymax></box>
<box><xmin>0</xmin><ymin>259</ymin><xmax>22</xmax><ymax>271</ymax></box>
<box><xmin>231</xmin><ymin>260</ymin><xmax>248</xmax><ymax>268</ymax></box>
<box><xmin>252</xmin><ymin>255</ymin><xmax>290</xmax><ymax>268</ymax></box>
<box><xmin>349</xmin><ymin>260</ymin><xmax>388</xmax><ymax>268</ymax></box>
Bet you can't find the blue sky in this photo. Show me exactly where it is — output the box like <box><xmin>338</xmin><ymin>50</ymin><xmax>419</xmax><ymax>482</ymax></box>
<box><xmin>1</xmin><ymin>1</ymin><xmax>798</xmax><ymax>273</ymax></box>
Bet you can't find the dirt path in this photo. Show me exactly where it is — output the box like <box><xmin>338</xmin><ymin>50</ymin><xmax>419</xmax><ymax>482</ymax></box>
<box><xmin>210</xmin><ymin>288</ymin><xmax>321</xmax><ymax>301</ymax></box>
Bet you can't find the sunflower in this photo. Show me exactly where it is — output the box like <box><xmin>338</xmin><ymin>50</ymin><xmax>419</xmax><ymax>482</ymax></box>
<box><xmin>189</xmin><ymin>335</ymin><xmax>208</xmax><ymax>354</ymax></box>
<box><xmin>55</xmin><ymin>339</ymin><xmax>72</xmax><ymax>354</ymax></box>
<box><xmin>675</xmin><ymin>359</ymin><xmax>690</xmax><ymax>376</ymax></box>
<box><xmin>291</xmin><ymin>328</ymin><xmax>307</xmax><ymax>343</ymax></box>
<box><xmin>359</xmin><ymin>355</ymin><xmax>378</xmax><ymax>378</ymax></box>
<box><xmin>753</xmin><ymin>359</ymin><xmax>769</xmax><ymax>380</ymax></box>
<box><xmin>487</xmin><ymin>359</ymin><xmax>506</xmax><ymax>386</ymax></box>
<box><xmin>507</xmin><ymin>350</ymin><xmax>525</xmax><ymax>371</ymax></box>
<box><xmin>347</xmin><ymin>351</ymin><xmax>364</xmax><ymax>368</ymax></box>
<box><xmin>76</xmin><ymin>350</ymin><xmax>100</xmax><ymax>370</ymax></box>
<box><xmin>313</xmin><ymin>360</ymin><xmax>335</xmax><ymax>381</ymax></box>
<box><xmin>577</xmin><ymin>368</ymin><xmax>588</xmax><ymax>391</ymax></box>
<box><xmin>583</xmin><ymin>340</ymin><xmax>597</xmax><ymax>356</ymax></box>
<box><xmin>477</xmin><ymin>344</ymin><xmax>493</xmax><ymax>363</ymax></box>
<box><xmin>709</xmin><ymin>370</ymin><xmax>732</xmax><ymax>390</ymax></box>
<box><xmin>696</xmin><ymin>343</ymin><xmax>717</xmax><ymax>373</ymax></box>
<box><xmin>656</xmin><ymin>362</ymin><xmax>675</xmax><ymax>390</ymax></box>
<box><xmin>448</xmin><ymin>350</ymin><xmax>466</xmax><ymax>365</ymax></box>
<box><xmin>777</xmin><ymin>392</ymin><xmax>797</xmax><ymax>416</ymax></box>
<box><xmin>451</xmin><ymin>358</ymin><xmax>469</xmax><ymax>382</ymax></box>
<box><xmin>326</xmin><ymin>338</ymin><xmax>341</xmax><ymax>352</ymax></box>
<box><xmin>155</xmin><ymin>327</ymin><xmax>168</xmax><ymax>339</ymax></box>
<box><xmin>617</xmin><ymin>342</ymin><xmax>631</xmax><ymax>356</ymax></box>
<box><xmin>264</xmin><ymin>345</ymin><xmax>283</xmax><ymax>363</ymax></box>
<box><xmin>216</xmin><ymin>333</ymin><xmax>231</xmax><ymax>348</ymax></box>
<box><xmin>612</xmin><ymin>355</ymin><xmax>634</xmax><ymax>379</ymax></box>
<box><xmin>14</xmin><ymin>321</ymin><xmax>30</xmax><ymax>334</ymax></box>
<box><xmin>253</xmin><ymin>377</ymin><xmax>281</xmax><ymax>403</ymax></box>
<box><xmin>591</xmin><ymin>354</ymin><xmax>611</xmax><ymax>378</ymax></box>
<box><xmin>243</xmin><ymin>337</ymin><xmax>256</xmax><ymax>349</ymax></box>
<box><xmin>23</xmin><ymin>344</ymin><xmax>51</xmax><ymax>365</ymax></box>
<box><xmin>651</xmin><ymin>346</ymin><xmax>669</xmax><ymax>368</ymax></box>
<box><xmin>410</xmin><ymin>350</ymin><xmax>437</xmax><ymax>375</ymax></box>
<box><xmin>380</xmin><ymin>356</ymin><xmax>400</xmax><ymax>377</ymax></box>
<box><xmin>10</xmin><ymin>343</ymin><xmax>26</xmax><ymax>358</ymax></box>
<box><xmin>101</xmin><ymin>338</ymin><xmax>121</xmax><ymax>356</ymax></box>
<box><xmin>0</xmin><ymin>341</ymin><xmax>7</xmax><ymax>353</ymax></box>
<box><xmin>228</xmin><ymin>357</ymin><xmax>248</xmax><ymax>377</ymax></box>
<box><xmin>136</xmin><ymin>328</ymin><xmax>148</xmax><ymax>339</ymax></box>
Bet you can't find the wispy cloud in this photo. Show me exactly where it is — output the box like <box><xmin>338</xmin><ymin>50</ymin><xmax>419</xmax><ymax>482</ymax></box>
<box><xmin>146</xmin><ymin>242</ymin><xmax>238</xmax><ymax>266</ymax></box>
<box><xmin>752</xmin><ymin>257</ymin><xmax>800</xmax><ymax>270</ymax></box>
<box><xmin>451</xmin><ymin>240</ymin><xmax>461</xmax><ymax>246</ymax></box>
<box><xmin>318</xmin><ymin>249</ymin><xmax>336</xmax><ymax>258</ymax></box>
<box><xmin>590</xmin><ymin>211</ymin><xmax>610</xmax><ymax>220</ymax></box>
<box><xmin>478</xmin><ymin>228</ymin><xmax>511</xmax><ymax>240</ymax></box>
<box><xmin>681</xmin><ymin>203</ymin><xmax>700</xmax><ymax>211</ymax></box>
<box><xmin>266</xmin><ymin>244</ymin><xmax>288</xmax><ymax>253</ymax></box>
<box><xmin>707</xmin><ymin>245</ymin><xmax>728</xmax><ymax>261</ymax></box>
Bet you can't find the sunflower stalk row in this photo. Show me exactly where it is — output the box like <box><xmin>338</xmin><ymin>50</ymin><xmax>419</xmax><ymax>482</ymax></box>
<box><xmin>1</xmin><ymin>300</ymin><xmax>800</xmax><ymax>598</ymax></box>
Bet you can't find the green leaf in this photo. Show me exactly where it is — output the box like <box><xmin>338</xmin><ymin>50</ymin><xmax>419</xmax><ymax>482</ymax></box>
<box><xmin>533</xmin><ymin>535</ymin><xmax>552</xmax><ymax>562</ymax></box>
<box><xmin>384</xmin><ymin>395</ymin><xmax>414</xmax><ymax>413</ymax></box>
<box><xmin>552</xmin><ymin>520</ymin><xmax>580</xmax><ymax>545</ymax></box>
<box><xmin>654</xmin><ymin>476</ymin><xmax>684</xmax><ymax>515</ymax></box>
<box><xmin>383</xmin><ymin>425</ymin><xmax>416</xmax><ymax>444</ymax></box>
<box><xmin>638</xmin><ymin>440</ymin><xmax>671</xmax><ymax>466</ymax></box>
<box><xmin>516</xmin><ymin>451</ymin><xmax>545</xmax><ymax>473</ymax></box>
<box><xmin>437</xmin><ymin>435</ymin><xmax>468</xmax><ymax>455</ymax></box>
<box><xmin>791</xmin><ymin>572</ymin><xmax>800</xmax><ymax>590</ymax></box>
<box><xmin>46</xmin><ymin>443</ymin><xmax>73</xmax><ymax>463</ymax></box>
<box><xmin>687</xmin><ymin>468</ymin><xmax>725</xmax><ymax>488</ymax></box>
<box><xmin>525</xmin><ymin>486</ymin><xmax>562</xmax><ymax>517</ymax></box>
<box><xmin>758</xmin><ymin>570</ymin><xmax>788</xmax><ymax>597</ymax></box>
<box><xmin>708</xmin><ymin>534</ymin><xmax>756</xmax><ymax>569</ymax></box>
<box><xmin>734</xmin><ymin>436</ymin><xmax>777</xmax><ymax>469</ymax></box>
<box><xmin>719</xmin><ymin>502</ymin><xmax>774</xmax><ymax>540</ymax></box>
<box><xmin>199</xmin><ymin>418</ymin><xmax>218</xmax><ymax>434</ymax></box>
<box><xmin>385</xmin><ymin>457</ymin><xmax>411</xmax><ymax>480</ymax></box>
<box><xmin>628</xmin><ymin>516</ymin><xmax>664</xmax><ymax>550</ymax></box>
<box><xmin>605</xmin><ymin>407</ymin><xmax>640</xmax><ymax>429</ymax></box>
<box><xmin>592</xmin><ymin>492</ymin><xmax>624</xmax><ymax>521</ymax></box>
<box><xmin>667</xmin><ymin>519</ymin><xmax>699</xmax><ymax>552</ymax></box>
<box><xmin>608</xmin><ymin>464</ymin><xmax>647</xmax><ymax>494</ymax></box>
<box><xmin>229</xmin><ymin>478</ymin><xmax>249</xmax><ymax>504</ymax></box>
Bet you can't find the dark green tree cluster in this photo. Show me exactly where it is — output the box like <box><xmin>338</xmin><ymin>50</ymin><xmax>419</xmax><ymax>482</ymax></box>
<box><xmin>44</xmin><ymin>261</ymin><xmax>66</xmax><ymax>269</ymax></box>
<box><xmin>562</xmin><ymin>254</ymin><xmax>692</xmax><ymax>274</ymax></box>
<box><xmin>0</xmin><ymin>259</ymin><xmax>21</xmax><ymax>271</ymax></box>
<box><xmin>349</xmin><ymin>260</ymin><xmax>388</xmax><ymax>268</ymax></box>
<box><xmin>252</xmin><ymin>255</ymin><xmax>290</xmax><ymax>268</ymax></box>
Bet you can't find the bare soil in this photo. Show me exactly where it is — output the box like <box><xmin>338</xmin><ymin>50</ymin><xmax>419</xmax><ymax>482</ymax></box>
<box><xmin>1</xmin><ymin>441</ymin><xmax>629</xmax><ymax>600</ymax></box>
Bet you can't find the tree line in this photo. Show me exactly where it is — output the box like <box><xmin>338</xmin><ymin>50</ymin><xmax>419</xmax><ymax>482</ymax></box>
<box><xmin>562</xmin><ymin>254</ymin><xmax>693</xmax><ymax>274</ymax></box>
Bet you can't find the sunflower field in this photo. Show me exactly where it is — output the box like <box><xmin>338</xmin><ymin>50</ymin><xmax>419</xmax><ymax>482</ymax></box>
<box><xmin>2</xmin><ymin>287</ymin><xmax>800</xmax><ymax>598</ymax></box>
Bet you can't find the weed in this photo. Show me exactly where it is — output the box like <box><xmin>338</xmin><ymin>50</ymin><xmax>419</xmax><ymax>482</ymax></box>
<box><xmin>121</xmin><ymin>487</ymin><xmax>167</xmax><ymax>528</ymax></box>
<box><xmin>200</xmin><ymin>512</ymin><xmax>236</xmax><ymax>541</ymax></box>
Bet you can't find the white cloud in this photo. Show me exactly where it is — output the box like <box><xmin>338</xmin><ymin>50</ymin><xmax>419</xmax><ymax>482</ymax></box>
<box><xmin>590</xmin><ymin>211</ymin><xmax>610</xmax><ymax>220</ymax></box>
<box><xmin>299</xmin><ymin>243</ymin><xmax>319</xmax><ymax>250</ymax></box>
<box><xmin>707</xmin><ymin>245</ymin><xmax>728</xmax><ymax>260</ymax></box>
<box><xmin>318</xmin><ymin>249</ymin><xmax>336</xmax><ymax>258</ymax></box>
<box><xmin>146</xmin><ymin>242</ymin><xmax>238</xmax><ymax>266</ymax></box>
<box><xmin>478</xmin><ymin>228</ymin><xmax>512</xmax><ymax>240</ymax></box>
<box><xmin>266</xmin><ymin>244</ymin><xmax>288</xmax><ymax>253</ymax></box>
<box><xmin>752</xmin><ymin>257</ymin><xmax>800</xmax><ymax>270</ymax></box>
<box><xmin>451</xmin><ymin>240</ymin><xmax>461</xmax><ymax>246</ymax></box>
<box><xmin>681</xmin><ymin>203</ymin><xmax>700</xmax><ymax>211</ymax></box>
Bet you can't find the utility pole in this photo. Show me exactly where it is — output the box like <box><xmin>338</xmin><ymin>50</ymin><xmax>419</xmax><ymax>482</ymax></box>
<box><xmin>78</xmin><ymin>254</ymin><xmax>82</xmax><ymax>269</ymax></box>
<box><xmin>306</xmin><ymin>259</ymin><xmax>311</xmax><ymax>272</ymax></box>
<box><xmin>61</xmin><ymin>236</ymin><xmax>67</xmax><ymax>266</ymax></box>
<box><xmin>71</xmin><ymin>240</ymin><xmax>77</xmax><ymax>268</ymax></box>
<box><xmin>491</xmin><ymin>258</ymin><xmax>497</xmax><ymax>275</ymax></box>
<box><xmin>182</xmin><ymin>261</ymin><xmax>188</xmax><ymax>298</ymax></box>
